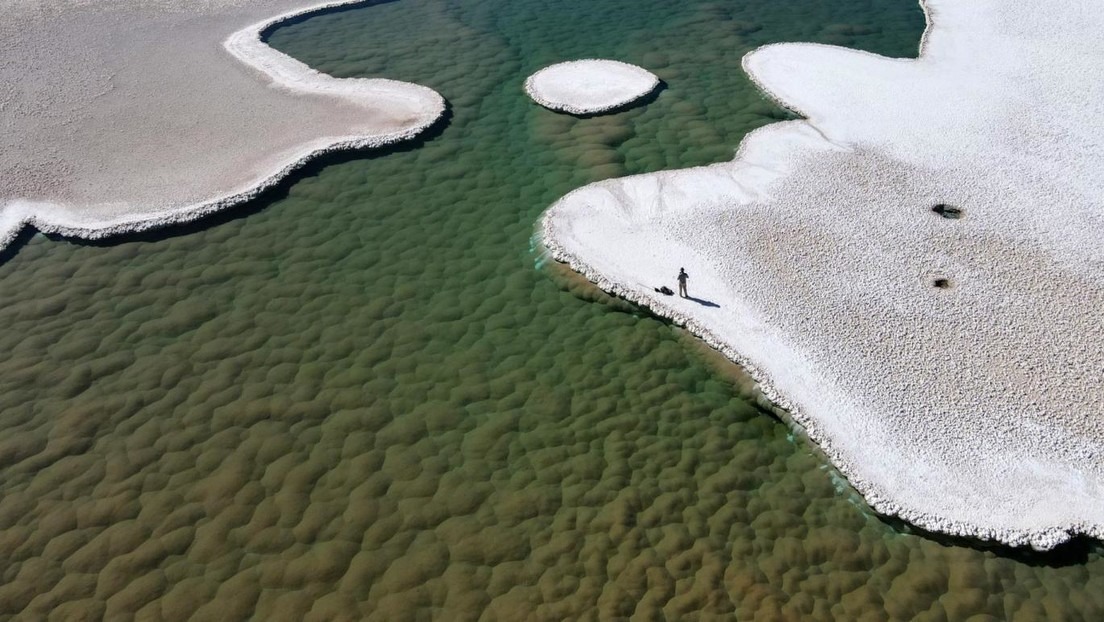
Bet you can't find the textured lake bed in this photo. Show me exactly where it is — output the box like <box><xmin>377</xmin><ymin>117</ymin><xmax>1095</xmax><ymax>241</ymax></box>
<box><xmin>1</xmin><ymin>0</ymin><xmax>1103</xmax><ymax>619</ymax></box>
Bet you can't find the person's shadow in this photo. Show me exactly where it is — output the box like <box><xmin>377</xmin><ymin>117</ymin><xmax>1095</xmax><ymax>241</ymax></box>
<box><xmin>685</xmin><ymin>295</ymin><xmax>720</xmax><ymax>308</ymax></box>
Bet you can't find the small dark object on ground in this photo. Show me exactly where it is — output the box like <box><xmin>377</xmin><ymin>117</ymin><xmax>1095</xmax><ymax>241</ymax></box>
<box><xmin>931</xmin><ymin>204</ymin><xmax>964</xmax><ymax>219</ymax></box>
<box><xmin>655</xmin><ymin>286</ymin><xmax>674</xmax><ymax>295</ymax></box>
<box><xmin>932</xmin><ymin>277</ymin><xmax>952</xmax><ymax>289</ymax></box>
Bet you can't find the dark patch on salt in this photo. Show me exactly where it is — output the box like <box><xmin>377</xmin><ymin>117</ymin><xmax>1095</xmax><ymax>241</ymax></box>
<box><xmin>931</xmin><ymin>204</ymin><xmax>964</xmax><ymax>219</ymax></box>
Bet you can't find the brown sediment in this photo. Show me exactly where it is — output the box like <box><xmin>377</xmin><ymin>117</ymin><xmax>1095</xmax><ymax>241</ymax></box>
<box><xmin>5</xmin><ymin>0</ymin><xmax>1102</xmax><ymax>618</ymax></box>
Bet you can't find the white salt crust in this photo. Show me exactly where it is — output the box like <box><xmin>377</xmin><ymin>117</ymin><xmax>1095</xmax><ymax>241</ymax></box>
<box><xmin>0</xmin><ymin>0</ymin><xmax>445</xmax><ymax>249</ymax></box>
<box><xmin>541</xmin><ymin>0</ymin><xmax>1104</xmax><ymax>550</ymax></box>
<box><xmin>524</xmin><ymin>59</ymin><xmax>659</xmax><ymax>115</ymax></box>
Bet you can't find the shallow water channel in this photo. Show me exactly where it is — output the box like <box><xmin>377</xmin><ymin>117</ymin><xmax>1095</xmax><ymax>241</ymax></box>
<box><xmin>0</xmin><ymin>0</ymin><xmax>1101</xmax><ymax>619</ymax></box>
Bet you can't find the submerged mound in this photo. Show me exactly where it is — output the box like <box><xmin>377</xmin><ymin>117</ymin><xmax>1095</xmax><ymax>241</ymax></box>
<box><xmin>0</xmin><ymin>0</ymin><xmax>445</xmax><ymax>251</ymax></box>
<box><xmin>541</xmin><ymin>0</ymin><xmax>1104</xmax><ymax>549</ymax></box>
<box><xmin>524</xmin><ymin>59</ymin><xmax>659</xmax><ymax>115</ymax></box>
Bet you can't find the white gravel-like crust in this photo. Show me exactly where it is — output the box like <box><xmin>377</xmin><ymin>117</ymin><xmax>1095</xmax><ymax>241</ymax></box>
<box><xmin>524</xmin><ymin>59</ymin><xmax>659</xmax><ymax>115</ymax></box>
<box><xmin>0</xmin><ymin>0</ymin><xmax>445</xmax><ymax>249</ymax></box>
<box><xmin>541</xmin><ymin>0</ymin><xmax>1104</xmax><ymax>550</ymax></box>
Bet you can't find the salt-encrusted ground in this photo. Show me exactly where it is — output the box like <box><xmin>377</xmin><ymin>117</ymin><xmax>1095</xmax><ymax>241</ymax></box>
<box><xmin>525</xmin><ymin>60</ymin><xmax>659</xmax><ymax>115</ymax></box>
<box><xmin>542</xmin><ymin>0</ymin><xmax>1104</xmax><ymax>550</ymax></box>
<box><xmin>0</xmin><ymin>0</ymin><xmax>444</xmax><ymax>249</ymax></box>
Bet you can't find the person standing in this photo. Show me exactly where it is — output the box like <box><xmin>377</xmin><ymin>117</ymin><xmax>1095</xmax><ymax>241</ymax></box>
<box><xmin>677</xmin><ymin>267</ymin><xmax>689</xmax><ymax>298</ymax></box>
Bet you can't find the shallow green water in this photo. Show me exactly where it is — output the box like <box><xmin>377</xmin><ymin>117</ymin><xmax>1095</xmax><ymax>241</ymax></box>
<box><xmin>1</xmin><ymin>0</ymin><xmax>1102</xmax><ymax>619</ymax></box>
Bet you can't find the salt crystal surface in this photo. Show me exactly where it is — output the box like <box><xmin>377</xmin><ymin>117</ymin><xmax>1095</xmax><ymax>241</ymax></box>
<box><xmin>525</xmin><ymin>59</ymin><xmax>659</xmax><ymax>115</ymax></box>
<box><xmin>0</xmin><ymin>0</ymin><xmax>445</xmax><ymax>249</ymax></box>
<box><xmin>542</xmin><ymin>0</ymin><xmax>1104</xmax><ymax>549</ymax></box>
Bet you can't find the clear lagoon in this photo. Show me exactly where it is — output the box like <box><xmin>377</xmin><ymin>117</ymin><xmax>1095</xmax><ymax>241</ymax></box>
<box><xmin>1</xmin><ymin>0</ymin><xmax>1102</xmax><ymax>618</ymax></box>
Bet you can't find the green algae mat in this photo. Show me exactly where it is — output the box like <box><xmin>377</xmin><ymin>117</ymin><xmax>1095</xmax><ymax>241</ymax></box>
<box><xmin>0</xmin><ymin>0</ymin><xmax>1101</xmax><ymax>619</ymax></box>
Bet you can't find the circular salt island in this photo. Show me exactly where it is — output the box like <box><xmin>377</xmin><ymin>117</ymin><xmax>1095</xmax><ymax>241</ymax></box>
<box><xmin>525</xmin><ymin>59</ymin><xmax>659</xmax><ymax>115</ymax></box>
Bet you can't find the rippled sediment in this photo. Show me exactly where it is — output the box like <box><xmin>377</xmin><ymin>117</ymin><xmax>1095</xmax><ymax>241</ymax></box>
<box><xmin>1</xmin><ymin>0</ymin><xmax>1102</xmax><ymax>619</ymax></box>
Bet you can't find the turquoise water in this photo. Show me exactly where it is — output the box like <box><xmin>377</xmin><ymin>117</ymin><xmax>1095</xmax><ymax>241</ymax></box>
<box><xmin>1</xmin><ymin>0</ymin><xmax>1102</xmax><ymax>619</ymax></box>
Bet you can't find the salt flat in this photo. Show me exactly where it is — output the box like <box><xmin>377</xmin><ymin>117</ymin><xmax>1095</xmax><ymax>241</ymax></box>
<box><xmin>0</xmin><ymin>0</ymin><xmax>444</xmax><ymax>249</ymax></box>
<box><xmin>542</xmin><ymin>0</ymin><xmax>1104</xmax><ymax>549</ymax></box>
<box><xmin>525</xmin><ymin>59</ymin><xmax>659</xmax><ymax>115</ymax></box>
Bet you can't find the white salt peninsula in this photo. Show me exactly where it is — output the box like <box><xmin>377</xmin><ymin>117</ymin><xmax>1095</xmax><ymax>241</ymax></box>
<box><xmin>542</xmin><ymin>0</ymin><xmax>1104</xmax><ymax>550</ymax></box>
<box><xmin>525</xmin><ymin>60</ymin><xmax>659</xmax><ymax>115</ymax></box>
<box><xmin>0</xmin><ymin>0</ymin><xmax>445</xmax><ymax>250</ymax></box>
